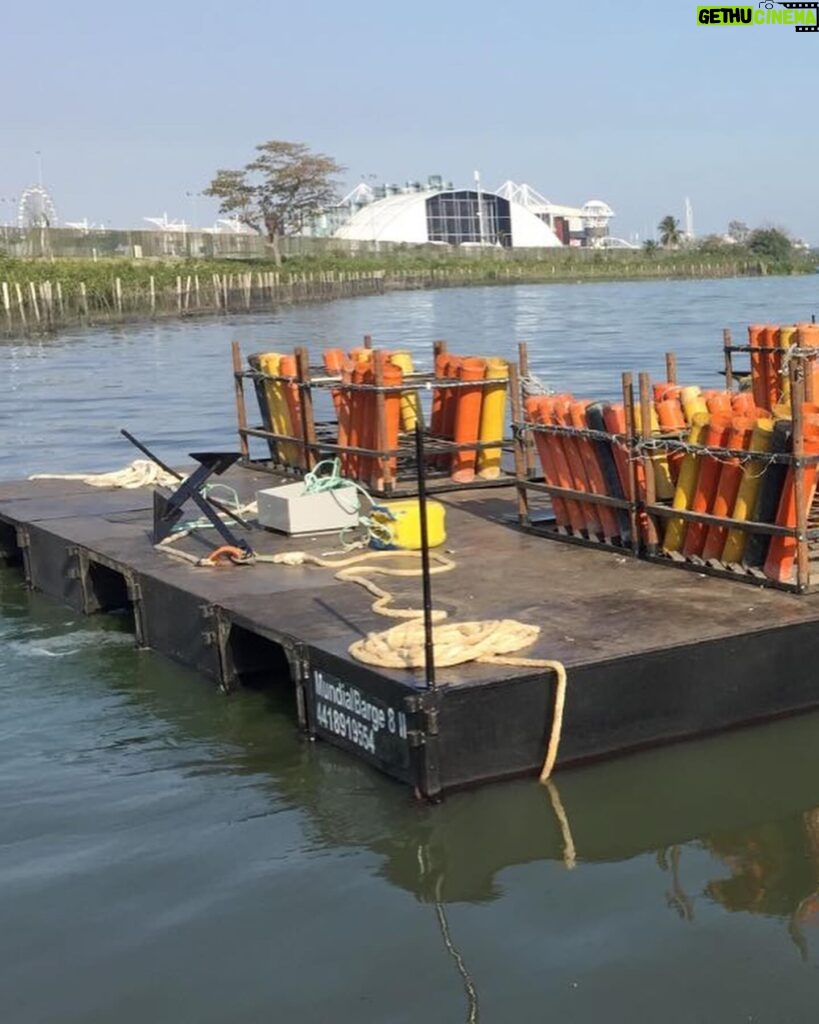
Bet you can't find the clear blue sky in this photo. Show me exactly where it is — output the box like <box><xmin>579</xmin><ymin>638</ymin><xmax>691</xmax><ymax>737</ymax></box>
<box><xmin>3</xmin><ymin>0</ymin><xmax>817</xmax><ymax>242</ymax></box>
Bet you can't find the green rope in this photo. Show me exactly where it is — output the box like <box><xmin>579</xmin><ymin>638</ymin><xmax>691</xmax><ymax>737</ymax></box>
<box><xmin>170</xmin><ymin>483</ymin><xmax>243</xmax><ymax>534</ymax></box>
<box><xmin>302</xmin><ymin>458</ymin><xmax>393</xmax><ymax>549</ymax></box>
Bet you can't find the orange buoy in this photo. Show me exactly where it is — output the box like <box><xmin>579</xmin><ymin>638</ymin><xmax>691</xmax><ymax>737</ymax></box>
<box><xmin>682</xmin><ymin>414</ymin><xmax>732</xmax><ymax>557</ymax></box>
<box><xmin>524</xmin><ymin>396</ymin><xmax>569</xmax><ymax>529</ymax></box>
<box><xmin>797</xmin><ymin>324</ymin><xmax>819</xmax><ymax>401</ymax></box>
<box><xmin>762</xmin><ymin>326</ymin><xmax>782</xmax><ymax>409</ymax></box>
<box><xmin>324</xmin><ymin>348</ymin><xmax>351</xmax><ymax>474</ymax></box>
<box><xmin>656</xmin><ymin>397</ymin><xmax>687</xmax><ymax>486</ymax></box>
<box><xmin>372</xmin><ymin>355</ymin><xmax>403</xmax><ymax>491</ymax></box>
<box><xmin>349</xmin><ymin>359</ymin><xmax>373</xmax><ymax>482</ymax></box>
<box><xmin>552</xmin><ymin>398</ymin><xmax>603</xmax><ymax>538</ymax></box>
<box><xmin>451</xmin><ymin>357</ymin><xmax>486</xmax><ymax>483</ymax></box>
<box><xmin>748</xmin><ymin>325</ymin><xmax>768</xmax><ymax>410</ymax></box>
<box><xmin>763</xmin><ymin>419</ymin><xmax>819</xmax><ymax>583</ymax></box>
<box><xmin>568</xmin><ymin>400</ymin><xmax>620</xmax><ymax>542</ymax></box>
<box><xmin>701</xmin><ymin>418</ymin><xmax>755</xmax><ymax>562</ymax></box>
<box><xmin>706</xmin><ymin>391</ymin><xmax>733</xmax><ymax>416</ymax></box>
<box><xmin>278</xmin><ymin>354</ymin><xmax>305</xmax><ymax>469</ymax></box>
<box><xmin>602</xmin><ymin>403</ymin><xmax>632</xmax><ymax>499</ymax></box>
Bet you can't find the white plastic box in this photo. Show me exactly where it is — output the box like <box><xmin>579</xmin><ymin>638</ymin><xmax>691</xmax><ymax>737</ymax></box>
<box><xmin>256</xmin><ymin>483</ymin><xmax>360</xmax><ymax>535</ymax></box>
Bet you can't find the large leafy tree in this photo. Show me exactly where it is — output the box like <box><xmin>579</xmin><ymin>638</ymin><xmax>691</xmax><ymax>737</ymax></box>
<box><xmin>205</xmin><ymin>141</ymin><xmax>344</xmax><ymax>264</ymax></box>
<box><xmin>748</xmin><ymin>227</ymin><xmax>792</xmax><ymax>263</ymax></box>
<box><xmin>658</xmin><ymin>215</ymin><xmax>681</xmax><ymax>249</ymax></box>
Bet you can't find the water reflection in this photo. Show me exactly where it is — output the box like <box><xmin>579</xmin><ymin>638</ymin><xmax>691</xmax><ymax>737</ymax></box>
<box><xmin>8</xmin><ymin>561</ymin><xmax>819</xmax><ymax>952</ymax></box>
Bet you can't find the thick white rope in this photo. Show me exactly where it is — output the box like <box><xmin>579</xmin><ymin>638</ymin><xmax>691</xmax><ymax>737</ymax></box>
<box><xmin>29</xmin><ymin>459</ymin><xmax>178</xmax><ymax>490</ymax></box>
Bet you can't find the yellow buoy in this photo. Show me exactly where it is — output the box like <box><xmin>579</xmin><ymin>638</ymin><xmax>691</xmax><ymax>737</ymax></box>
<box><xmin>721</xmin><ymin>417</ymin><xmax>774</xmax><ymax>564</ymax></box>
<box><xmin>390</xmin><ymin>351</ymin><xmax>421</xmax><ymax>432</ymax></box>
<box><xmin>634</xmin><ymin>404</ymin><xmax>674</xmax><ymax>500</ymax></box>
<box><xmin>680</xmin><ymin>386</ymin><xmax>708</xmax><ymax>425</ymax></box>
<box><xmin>370</xmin><ymin>499</ymin><xmax>446</xmax><ymax>550</ymax></box>
<box><xmin>258</xmin><ymin>352</ymin><xmax>299</xmax><ymax>465</ymax></box>
<box><xmin>778</xmin><ymin>325</ymin><xmax>796</xmax><ymax>404</ymax></box>
<box><xmin>477</xmin><ymin>358</ymin><xmax>509</xmax><ymax>479</ymax></box>
<box><xmin>663</xmin><ymin>412</ymin><xmax>709</xmax><ymax>552</ymax></box>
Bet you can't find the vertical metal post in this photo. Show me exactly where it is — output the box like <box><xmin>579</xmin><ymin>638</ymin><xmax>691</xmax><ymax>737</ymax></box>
<box><xmin>665</xmin><ymin>351</ymin><xmax>678</xmax><ymax>385</ymax></box>
<box><xmin>363</xmin><ymin>333</ymin><xmax>373</xmax><ymax>349</ymax></box>
<box><xmin>723</xmin><ymin>328</ymin><xmax>734</xmax><ymax>392</ymax></box>
<box><xmin>508</xmin><ymin>361</ymin><xmax>530</xmax><ymax>526</ymax></box>
<box><xmin>517</xmin><ymin>341</ymin><xmax>536</xmax><ymax>477</ymax></box>
<box><xmin>414</xmin><ymin>424</ymin><xmax>436</xmax><ymax>689</ymax></box>
<box><xmin>639</xmin><ymin>371</ymin><xmax>659</xmax><ymax>555</ymax></box>
<box><xmin>231</xmin><ymin>340</ymin><xmax>250</xmax><ymax>460</ymax></box>
<box><xmin>622</xmin><ymin>372</ymin><xmax>639</xmax><ymax>555</ymax></box>
<box><xmin>791</xmin><ymin>356</ymin><xmax>809</xmax><ymax>592</ymax></box>
<box><xmin>295</xmin><ymin>346</ymin><xmax>317</xmax><ymax>472</ymax></box>
<box><xmin>374</xmin><ymin>349</ymin><xmax>392</xmax><ymax>494</ymax></box>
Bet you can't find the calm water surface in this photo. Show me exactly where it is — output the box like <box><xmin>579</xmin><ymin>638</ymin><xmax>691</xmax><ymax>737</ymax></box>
<box><xmin>4</xmin><ymin>277</ymin><xmax>819</xmax><ymax>1022</ymax></box>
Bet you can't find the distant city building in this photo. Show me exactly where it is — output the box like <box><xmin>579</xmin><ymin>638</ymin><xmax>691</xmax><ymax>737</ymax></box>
<box><xmin>306</xmin><ymin>176</ymin><xmax>616</xmax><ymax>248</ymax></box>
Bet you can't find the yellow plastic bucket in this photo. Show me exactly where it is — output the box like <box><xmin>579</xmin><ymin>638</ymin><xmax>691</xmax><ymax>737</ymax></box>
<box><xmin>371</xmin><ymin>499</ymin><xmax>446</xmax><ymax>550</ymax></box>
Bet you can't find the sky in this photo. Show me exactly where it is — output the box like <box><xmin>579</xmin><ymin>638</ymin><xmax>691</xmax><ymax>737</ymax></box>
<box><xmin>2</xmin><ymin>0</ymin><xmax>818</xmax><ymax>242</ymax></box>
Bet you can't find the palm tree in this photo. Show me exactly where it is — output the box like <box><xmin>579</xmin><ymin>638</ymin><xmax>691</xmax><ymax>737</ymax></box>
<box><xmin>658</xmin><ymin>215</ymin><xmax>681</xmax><ymax>249</ymax></box>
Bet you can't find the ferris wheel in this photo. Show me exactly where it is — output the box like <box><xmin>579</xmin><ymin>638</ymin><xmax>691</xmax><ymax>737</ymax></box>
<box><xmin>17</xmin><ymin>185</ymin><xmax>58</xmax><ymax>228</ymax></box>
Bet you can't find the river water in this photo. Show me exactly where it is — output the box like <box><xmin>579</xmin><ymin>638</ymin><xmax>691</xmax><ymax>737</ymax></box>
<box><xmin>3</xmin><ymin>277</ymin><xmax>819</xmax><ymax>1022</ymax></box>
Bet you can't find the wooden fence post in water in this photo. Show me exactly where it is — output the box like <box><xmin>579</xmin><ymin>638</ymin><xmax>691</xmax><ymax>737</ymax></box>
<box><xmin>149</xmin><ymin>276</ymin><xmax>156</xmax><ymax>315</ymax></box>
<box><xmin>115</xmin><ymin>277</ymin><xmax>123</xmax><ymax>316</ymax></box>
<box><xmin>176</xmin><ymin>276</ymin><xmax>182</xmax><ymax>313</ymax></box>
<box><xmin>56</xmin><ymin>281</ymin><xmax>64</xmax><ymax>319</ymax></box>
<box><xmin>79</xmin><ymin>282</ymin><xmax>88</xmax><ymax>318</ymax></box>
<box><xmin>29</xmin><ymin>282</ymin><xmax>40</xmax><ymax>325</ymax></box>
<box><xmin>2</xmin><ymin>282</ymin><xmax>11</xmax><ymax>327</ymax></box>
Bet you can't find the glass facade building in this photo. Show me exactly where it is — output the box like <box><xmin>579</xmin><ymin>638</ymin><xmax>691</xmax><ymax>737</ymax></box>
<box><xmin>426</xmin><ymin>190</ymin><xmax>512</xmax><ymax>247</ymax></box>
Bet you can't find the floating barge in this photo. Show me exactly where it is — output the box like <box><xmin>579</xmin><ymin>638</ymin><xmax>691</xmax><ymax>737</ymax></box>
<box><xmin>5</xmin><ymin>466</ymin><xmax>819</xmax><ymax>799</ymax></box>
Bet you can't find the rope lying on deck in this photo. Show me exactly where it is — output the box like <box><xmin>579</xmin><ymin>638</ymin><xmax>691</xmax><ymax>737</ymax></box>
<box><xmin>29</xmin><ymin>459</ymin><xmax>178</xmax><ymax>490</ymax></box>
<box><xmin>162</xmin><ymin>543</ymin><xmax>567</xmax><ymax>782</ymax></box>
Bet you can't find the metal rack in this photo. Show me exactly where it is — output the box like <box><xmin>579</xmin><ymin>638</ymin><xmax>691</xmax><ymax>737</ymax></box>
<box><xmin>512</xmin><ymin>342</ymin><xmax>819</xmax><ymax>594</ymax></box>
<box><xmin>231</xmin><ymin>339</ymin><xmax>518</xmax><ymax>498</ymax></box>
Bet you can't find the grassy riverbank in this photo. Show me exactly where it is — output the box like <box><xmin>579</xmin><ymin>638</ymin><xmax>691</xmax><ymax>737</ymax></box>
<box><xmin>1</xmin><ymin>245</ymin><xmax>815</xmax><ymax>292</ymax></box>
<box><xmin>0</xmin><ymin>247</ymin><xmax>814</xmax><ymax>336</ymax></box>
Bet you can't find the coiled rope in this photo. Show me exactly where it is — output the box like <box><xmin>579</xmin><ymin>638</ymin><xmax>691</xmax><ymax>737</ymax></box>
<box><xmin>159</xmin><ymin>542</ymin><xmax>567</xmax><ymax>780</ymax></box>
<box><xmin>29</xmin><ymin>459</ymin><xmax>178</xmax><ymax>490</ymax></box>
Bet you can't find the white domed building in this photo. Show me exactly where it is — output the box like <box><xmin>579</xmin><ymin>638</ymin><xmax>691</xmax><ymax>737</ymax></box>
<box><xmin>331</xmin><ymin>181</ymin><xmax>563</xmax><ymax>249</ymax></box>
<box><xmin>307</xmin><ymin>177</ymin><xmax>617</xmax><ymax>249</ymax></box>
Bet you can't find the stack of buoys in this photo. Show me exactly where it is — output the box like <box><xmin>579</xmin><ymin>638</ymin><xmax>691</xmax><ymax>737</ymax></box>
<box><xmin>523</xmin><ymin>394</ymin><xmax>631</xmax><ymax>544</ymax></box>
<box><xmin>430</xmin><ymin>353</ymin><xmax>510</xmax><ymax>483</ymax></box>
<box><xmin>249</xmin><ymin>344</ymin><xmax>510</xmax><ymax>492</ymax></box>
<box><xmin>746</xmin><ymin>322</ymin><xmax>819</xmax><ymax>411</ymax></box>
<box><xmin>321</xmin><ymin>347</ymin><xmax>404</xmax><ymax>490</ymax></box>
<box><xmin>659</xmin><ymin>380</ymin><xmax>819</xmax><ymax>583</ymax></box>
<box><xmin>248</xmin><ymin>351</ymin><xmax>305</xmax><ymax>468</ymax></box>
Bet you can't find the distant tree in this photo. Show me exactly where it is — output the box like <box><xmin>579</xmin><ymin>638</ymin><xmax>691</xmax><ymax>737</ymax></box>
<box><xmin>658</xmin><ymin>215</ymin><xmax>681</xmax><ymax>249</ymax></box>
<box><xmin>747</xmin><ymin>227</ymin><xmax>793</xmax><ymax>263</ymax></box>
<box><xmin>697</xmin><ymin>234</ymin><xmax>730</xmax><ymax>254</ymax></box>
<box><xmin>205</xmin><ymin>141</ymin><xmax>344</xmax><ymax>265</ymax></box>
<box><xmin>643</xmin><ymin>238</ymin><xmax>659</xmax><ymax>253</ymax></box>
<box><xmin>727</xmin><ymin>220</ymin><xmax>750</xmax><ymax>245</ymax></box>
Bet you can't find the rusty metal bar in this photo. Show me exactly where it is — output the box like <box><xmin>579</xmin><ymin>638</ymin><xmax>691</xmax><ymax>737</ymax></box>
<box><xmin>792</xmin><ymin>358</ymin><xmax>809</xmax><ymax>592</ymax></box>
<box><xmin>509</xmin><ymin>361</ymin><xmax>530</xmax><ymax>526</ymax></box>
<box><xmin>638</xmin><ymin>371</ymin><xmax>659</xmax><ymax>554</ymax></box>
<box><xmin>665</xmin><ymin>352</ymin><xmax>678</xmax><ymax>385</ymax></box>
<box><xmin>723</xmin><ymin>328</ymin><xmax>734</xmax><ymax>391</ymax></box>
<box><xmin>622</xmin><ymin>372</ymin><xmax>639</xmax><ymax>556</ymax></box>
<box><xmin>232</xmin><ymin>340</ymin><xmax>250</xmax><ymax>460</ymax></box>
